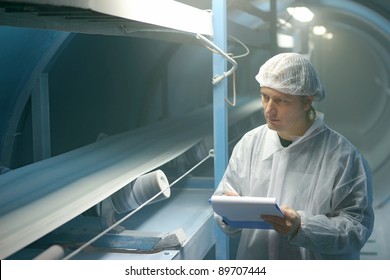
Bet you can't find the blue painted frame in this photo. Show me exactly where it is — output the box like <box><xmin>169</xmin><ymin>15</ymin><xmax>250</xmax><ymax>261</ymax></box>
<box><xmin>212</xmin><ymin>0</ymin><xmax>229</xmax><ymax>260</ymax></box>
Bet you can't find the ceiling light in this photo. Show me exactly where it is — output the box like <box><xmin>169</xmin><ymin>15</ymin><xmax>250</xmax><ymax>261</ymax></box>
<box><xmin>277</xmin><ymin>33</ymin><xmax>294</xmax><ymax>48</ymax></box>
<box><xmin>278</xmin><ymin>18</ymin><xmax>293</xmax><ymax>28</ymax></box>
<box><xmin>323</xmin><ymin>33</ymin><xmax>334</xmax><ymax>40</ymax></box>
<box><xmin>287</xmin><ymin>7</ymin><xmax>314</xmax><ymax>22</ymax></box>
<box><xmin>313</xmin><ymin>25</ymin><xmax>327</xmax><ymax>35</ymax></box>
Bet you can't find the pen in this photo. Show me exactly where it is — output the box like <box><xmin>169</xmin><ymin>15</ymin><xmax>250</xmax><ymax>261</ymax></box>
<box><xmin>224</xmin><ymin>182</ymin><xmax>239</xmax><ymax>196</ymax></box>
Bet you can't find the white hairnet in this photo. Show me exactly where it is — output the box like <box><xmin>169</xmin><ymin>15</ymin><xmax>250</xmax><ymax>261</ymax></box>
<box><xmin>255</xmin><ymin>53</ymin><xmax>325</xmax><ymax>101</ymax></box>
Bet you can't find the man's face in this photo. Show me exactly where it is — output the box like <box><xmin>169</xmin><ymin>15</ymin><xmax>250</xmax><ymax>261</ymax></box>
<box><xmin>260</xmin><ymin>87</ymin><xmax>312</xmax><ymax>140</ymax></box>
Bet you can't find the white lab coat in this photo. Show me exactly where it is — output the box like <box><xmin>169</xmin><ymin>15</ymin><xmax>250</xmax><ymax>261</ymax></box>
<box><xmin>214</xmin><ymin>113</ymin><xmax>374</xmax><ymax>259</ymax></box>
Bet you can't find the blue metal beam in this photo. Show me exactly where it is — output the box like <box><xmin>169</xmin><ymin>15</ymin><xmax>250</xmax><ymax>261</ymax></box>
<box><xmin>212</xmin><ymin>0</ymin><xmax>229</xmax><ymax>260</ymax></box>
<box><xmin>31</xmin><ymin>73</ymin><xmax>52</xmax><ymax>161</ymax></box>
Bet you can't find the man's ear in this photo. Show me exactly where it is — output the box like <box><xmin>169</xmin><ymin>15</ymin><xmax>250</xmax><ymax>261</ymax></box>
<box><xmin>304</xmin><ymin>96</ymin><xmax>313</xmax><ymax>111</ymax></box>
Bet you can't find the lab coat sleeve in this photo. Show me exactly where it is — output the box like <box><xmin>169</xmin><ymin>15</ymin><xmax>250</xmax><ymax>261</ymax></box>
<box><xmin>289</xmin><ymin>155</ymin><xmax>375</xmax><ymax>256</ymax></box>
<box><xmin>213</xmin><ymin>212</ymin><xmax>242</xmax><ymax>237</ymax></box>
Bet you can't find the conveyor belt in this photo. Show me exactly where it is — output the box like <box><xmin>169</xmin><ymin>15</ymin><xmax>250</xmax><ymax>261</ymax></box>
<box><xmin>0</xmin><ymin>97</ymin><xmax>260</xmax><ymax>259</ymax></box>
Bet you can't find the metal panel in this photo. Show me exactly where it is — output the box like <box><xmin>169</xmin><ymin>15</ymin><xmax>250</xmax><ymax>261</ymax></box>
<box><xmin>31</xmin><ymin>72</ymin><xmax>51</xmax><ymax>161</ymax></box>
<box><xmin>0</xmin><ymin>0</ymin><xmax>213</xmax><ymax>35</ymax></box>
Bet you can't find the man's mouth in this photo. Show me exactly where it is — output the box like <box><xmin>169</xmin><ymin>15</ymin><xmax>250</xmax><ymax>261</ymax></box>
<box><xmin>267</xmin><ymin>117</ymin><xmax>279</xmax><ymax>123</ymax></box>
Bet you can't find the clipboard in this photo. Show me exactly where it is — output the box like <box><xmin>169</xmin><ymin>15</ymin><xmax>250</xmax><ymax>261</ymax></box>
<box><xmin>210</xmin><ymin>195</ymin><xmax>284</xmax><ymax>229</ymax></box>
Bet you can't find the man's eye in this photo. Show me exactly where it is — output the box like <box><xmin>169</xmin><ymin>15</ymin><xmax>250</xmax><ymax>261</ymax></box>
<box><xmin>278</xmin><ymin>99</ymin><xmax>288</xmax><ymax>104</ymax></box>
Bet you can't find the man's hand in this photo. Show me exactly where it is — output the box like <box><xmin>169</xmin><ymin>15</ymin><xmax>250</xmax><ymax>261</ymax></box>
<box><xmin>223</xmin><ymin>182</ymin><xmax>239</xmax><ymax>196</ymax></box>
<box><xmin>224</xmin><ymin>190</ymin><xmax>239</xmax><ymax>196</ymax></box>
<box><xmin>261</xmin><ymin>206</ymin><xmax>301</xmax><ymax>237</ymax></box>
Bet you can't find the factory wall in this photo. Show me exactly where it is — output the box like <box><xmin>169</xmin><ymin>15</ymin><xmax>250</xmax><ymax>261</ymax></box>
<box><xmin>0</xmin><ymin>27</ymin><xmax>266</xmax><ymax>170</ymax></box>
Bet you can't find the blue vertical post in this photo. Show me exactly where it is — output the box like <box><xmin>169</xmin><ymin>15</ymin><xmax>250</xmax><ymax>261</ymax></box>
<box><xmin>212</xmin><ymin>0</ymin><xmax>229</xmax><ymax>260</ymax></box>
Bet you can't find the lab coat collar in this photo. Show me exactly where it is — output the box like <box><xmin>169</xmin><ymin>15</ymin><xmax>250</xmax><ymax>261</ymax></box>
<box><xmin>263</xmin><ymin>129</ymin><xmax>283</xmax><ymax>160</ymax></box>
<box><xmin>293</xmin><ymin>112</ymin><xmax>325</xmax><ymax>146</ymax></box>
<box><xmin>262</xmin><ymin>112</ymin><xmax>325</xmax><ymax>160</ymax></box>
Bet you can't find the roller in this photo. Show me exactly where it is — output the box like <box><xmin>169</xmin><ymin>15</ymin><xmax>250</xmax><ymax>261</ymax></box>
<box><xmin>111</xmin><ymin>170</ymin><xmax>170</xmax><ymax>214</ymax></box>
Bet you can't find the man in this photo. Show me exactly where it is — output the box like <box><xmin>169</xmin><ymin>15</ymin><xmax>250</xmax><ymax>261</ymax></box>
<box><xmin>213</xmin><ymin>53</ymin><xmax>374</xmax><ymax>259</ymax></box>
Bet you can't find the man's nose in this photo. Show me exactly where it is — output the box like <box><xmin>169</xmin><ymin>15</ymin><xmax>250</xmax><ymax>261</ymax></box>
<box><xmin>265</xmin><ymin>99</ymin><xmax>276</xmax><ymax>115</ymax></box>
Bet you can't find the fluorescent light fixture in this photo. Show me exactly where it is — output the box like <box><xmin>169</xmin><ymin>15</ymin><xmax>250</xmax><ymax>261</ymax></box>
<box><xmin>277</xmin><ymin>33</ymin><xmax>294</xmax><ymax>48</ymax></box>
<box><xmin>312</xmin><ymin>26</ymin><xmax>333</xmax><ymax>40</ymax></box>
<box><xmin>278</xmin><ymin>18</ymin><xmax>293</xmax><ymax>28</ymax></box>
<box><xmin>323</xmin><ymin>33</ymin><xmax>334</xmax><ymax>40</ymax></box>
<box><xmin>287</xmin><ymin>7</ymin><xmax>314</xmax><ymax>22</ymax></box>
